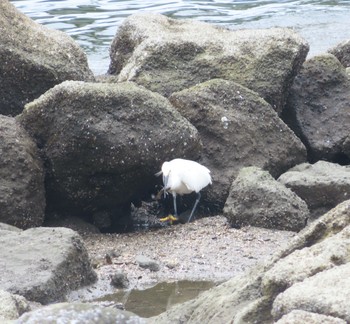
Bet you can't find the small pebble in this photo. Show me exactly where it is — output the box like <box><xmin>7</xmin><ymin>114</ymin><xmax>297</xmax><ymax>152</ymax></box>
<box><xmin>136</xmin><ymin>255</ymin><xmax>160</xmax><ymax>272</ymax></box>
<box><xmin>165</xmin><ymin>260</ymin><xmax>179</xmax><ymax>269</ymax></box>
<box><xmin>110</xmin><ymin>271</ymin><xmax>129</xmax><ymax>288</ymax></box>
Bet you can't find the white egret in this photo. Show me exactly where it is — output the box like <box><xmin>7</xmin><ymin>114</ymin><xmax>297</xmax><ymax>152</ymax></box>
<box><xmin>156</xmin><ymin>158</ymin><xmax>212</xmax><ymax>223</ymax></box>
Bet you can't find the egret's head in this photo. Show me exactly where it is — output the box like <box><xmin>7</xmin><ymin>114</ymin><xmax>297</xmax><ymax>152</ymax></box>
<box><xmin>155</xmin><ymin>161</ymin><xmax>171</xmax><ymax>177</ymax></box>
<box><xmin>155</xmin><ymin>162</ymin><xmax>171</xmax><ymax>198</ymax></box>
<box><xmin>161</xmin><ymin>161</ymin><xmax>171</xmax><ymax>189</ymax></box>
<box><xmin>161</xmin><ymin>161</ymin><xmax>171</xmax><ymax>177</ymax></box>
<box><xmin>160</xmin><ymin>161</ymin><xmax>172</xmax><ymax>198</ymax></box>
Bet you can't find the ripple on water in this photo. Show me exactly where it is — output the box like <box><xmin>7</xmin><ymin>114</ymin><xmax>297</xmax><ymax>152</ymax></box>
<box><xmin>9</xmin><ymin>1</ymin><xmax>350</xmax><ymax>79</ymax></box>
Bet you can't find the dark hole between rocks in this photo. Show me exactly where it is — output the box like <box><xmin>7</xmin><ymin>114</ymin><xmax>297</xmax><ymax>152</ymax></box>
<box><xmin>331</xmin><ymin>152</ymin><xmax>350</xmax><ymax>165</ymax></box>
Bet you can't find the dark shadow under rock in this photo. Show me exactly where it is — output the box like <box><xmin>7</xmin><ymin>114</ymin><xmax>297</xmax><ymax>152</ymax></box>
<box><xmin>18</xmin><ymin>81</ymin><xmax>201</xmax><ymax>230</ymax></box>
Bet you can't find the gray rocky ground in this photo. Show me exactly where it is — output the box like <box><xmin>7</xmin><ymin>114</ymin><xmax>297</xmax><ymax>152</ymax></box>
<box><xmin>68</xmin><ymin>216</ymin><xmax>295</xmax><ymax>302</ymax></box>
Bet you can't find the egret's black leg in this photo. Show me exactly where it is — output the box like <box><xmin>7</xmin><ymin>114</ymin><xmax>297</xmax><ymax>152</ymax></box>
<box><xmin>173</xmin><ymin>192</ymin><xmax>178</xmax><ymax>217</ymax></box>
<box><xmin>188</xmin><ymin>192</ymin><xmax>201</xmax><ymax>223</ymax></box>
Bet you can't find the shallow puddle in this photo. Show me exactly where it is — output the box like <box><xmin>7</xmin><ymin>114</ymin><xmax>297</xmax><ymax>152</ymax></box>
<box><xmin>96</xmin><ymin>280</ymin><xmax>215</xmax><ymax>318</ymax></box>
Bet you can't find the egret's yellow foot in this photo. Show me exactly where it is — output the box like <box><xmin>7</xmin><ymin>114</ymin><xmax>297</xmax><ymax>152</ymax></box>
<box><xmin>159</xmin><ymin>214</ymin><xmax>178</xmax><ymax>224</ymax></box>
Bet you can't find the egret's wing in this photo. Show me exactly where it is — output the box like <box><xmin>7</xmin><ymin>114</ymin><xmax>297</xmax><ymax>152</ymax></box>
<box><xmin>176</xmin><ymin>160</ymin><xmax>212</xmax><ymax>192</ymax></box>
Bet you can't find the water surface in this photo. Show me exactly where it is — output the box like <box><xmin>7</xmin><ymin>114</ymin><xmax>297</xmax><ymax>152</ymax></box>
<box><xmin>96</xmin><ymin>280</ymin><xmax>215</xmax><ymax>318</ymax></box>
<box><xmin>10</xmin><ymin>1</ymin><xmax>350</xmax><ymax>74</ymax></box>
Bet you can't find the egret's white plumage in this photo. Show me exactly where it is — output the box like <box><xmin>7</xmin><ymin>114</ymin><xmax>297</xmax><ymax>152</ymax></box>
<box><xmin>157</xmin><ymin>158</ymin><xmax>212</xmax><ymax>222</ymax></box>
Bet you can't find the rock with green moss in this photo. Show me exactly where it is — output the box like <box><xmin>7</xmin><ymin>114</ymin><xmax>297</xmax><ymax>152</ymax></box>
<box><xmin>271</xmin><ymin>262</ymin><xmax>350</xmax><ymax>322</ymax></box>
<box><xmin>170</xmin><ymin>79</ymin><xmax>306</xmax><ymax>211</ymax></box>
<box><xmin>0</xmin><ymin>115</ymin><xmax>45</xmax><ymax>229</ymax></box>
<box><xmin>262</xmin><ymin>225</ymin><xmax>350</xmax><ymax>297</ymax></box>
<box><xmin>150</xmin><ymin>200</ymin><xmax>350</xmax><ymax>324</ymax></box>
<box><xmin>0</xmin><ymin>227</ymin><xmax>97</xmax><ymax>304</ymax></box>
<box><xmin>223</xmin><ymin>166</ymin><xmax>309</xmax><ymax>231</ymax></box>
<box><xmin>275</xmin><ymin>310</ymin><xmax>346</xmax><ymax>324</ymax></box>
<box><xmin>278</xmin><ymin>161</ymin><xmax>350</xmax><ymax>219</ymax></box>
<box><xmin>109</xmin><ymin>13</ymin><xmax>309</xmax><ymax>114</ymax></box>
<box><xmin>0</xmin><ymin>223</ymin><xmax>22</xmax><ymax>233</ymax></box>
<box><xmin>0</xmin><ymin>1</ymin><xmax>94</xmax><ymax>116</ymax></box>
<box><xmin>17</xmin><ymin>81</ymin><xmax>201</xmax><ymax>229</ymax></box>
<box><xmin>0</xmin><ymin>290</ymin><xmax>30</xmax><ymax>321</ymax></box>
<box><xmin>328</xmin><ymin>39</ymin><xmax>350</xmax><ymax>68</ymax></box>
<box><xmin>284</xmin><ymin>54</ymin><xmax>350</xmax><ymax>163</ymax></box>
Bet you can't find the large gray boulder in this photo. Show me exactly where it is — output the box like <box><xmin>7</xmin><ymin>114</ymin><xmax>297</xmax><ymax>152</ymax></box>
<box><xmin>0</xmin><ymin>0</ymin><xmax>94</xmax><ymax>116</ymax></box>
<box><xmin>224</xmin><ymin>167</ymin><xmax>309</xmax><ymax>231</ymax></box>
<box><xmin>109</xmin><ymin>13</ymin><xmax>309</xmax><ymax>114</ymax></box>
<box><xmin>17</xmin><ymin>81</ymin><xmax>201</xmax><ymax>227</ymax></box>
<box><xmin>283</xmin><ymin>54</ymin><xmax>350</xmax><ymax>163</ymax></box>
<box><xmin>272</xmin><ymin>263</ymin><xmax>350</xmax><ymax>322</ymax></box>
<box><xmin>0</xmin><ymin>227</ymin><xmax>97</xmax><ymax>304</ymax></box>
<box><xmin>170</xmin><ymin>79</ymin><xmax>307</xmax><ymax>211</ymax></box>
<box><xmin>150</xmin><ymin>200</ymin><xmax>350</xmax><ymax>323</ymax></box>
<box><xmin>262</xmin><ymin>225</ymin><xmax>350</xmax><ymax>296</ymax></box>
<box><xmin>278</xmin><ymin>161</ymin><xmax>350</xmax><ymax>218</ymax></box>
<box><xmin>16</xmin><ymin>303</ymin><xmax>145</xmax><ymax>324</ymax></box>
<box><xmin>328</xmin><ymin>39</ymin><xmax>350</xmax><ymax>68</ymax></box>
<box><xmin>0</xmin><ymin>116</ymin><xmax>45</xmax><ymax>229</ymax></box>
